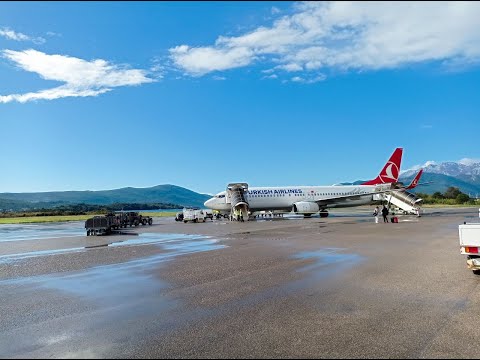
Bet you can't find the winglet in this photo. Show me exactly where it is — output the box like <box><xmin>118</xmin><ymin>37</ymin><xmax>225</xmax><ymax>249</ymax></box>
<box><xmin>362</xmin><ymin>148</ymin><xmax>403</xmax><ymax>185</ymax></box>
<box><xmin>405</xmin><ymin>169</ymin><xmax>423</xmax><ymax>190</ymax></box>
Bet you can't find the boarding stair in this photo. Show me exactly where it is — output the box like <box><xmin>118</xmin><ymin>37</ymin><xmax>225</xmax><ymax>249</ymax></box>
<box><xmin>226</xmin><ymin>183</ymin><xmax>249</xmax><ymax>221</ymax></box>
<box><xmin>383</xmin><ymin>189</ymin><xmax>423</xmax><ymax>215</ymax></box>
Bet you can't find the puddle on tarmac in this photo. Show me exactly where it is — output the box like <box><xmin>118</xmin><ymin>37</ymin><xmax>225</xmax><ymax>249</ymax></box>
<box><xmin>290</xmin><ymin>248</ymin><xmax>365</xmax><ymax>287</ymax></box>
<box><xmin>0</xmin><ymin>247</ymin><xmax>86</xmax><ymax>264</ymax></box>
<box><xmin>0</xmin><ymin>222</ymin><xmax>85</xmax><ymax>242</ymax></box>
<box><xmin>0</xmin><ymin>233</ymin><xmax>223</xmax><ymax>264</ymax></box>
<box><xmin>0</xmin><ymin>233</ymin><xmax>226</xmax><ymax>301</ymax></box>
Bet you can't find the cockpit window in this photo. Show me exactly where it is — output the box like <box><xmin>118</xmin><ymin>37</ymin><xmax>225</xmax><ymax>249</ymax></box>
<box><xmin>217</xmin><ymin>194</ymin><xmax>225</xmax><ymax>198</ymax></box>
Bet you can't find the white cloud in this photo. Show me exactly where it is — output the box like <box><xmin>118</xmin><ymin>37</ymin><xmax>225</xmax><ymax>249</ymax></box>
<box><xmin>212</xmin><ymin>75</ymin><xmax>226</xmax><ymax>80</ymax></box>
<box><xmin>169</xmin><ymin>1</ymin><xmax>480</xmax><ymax>80</ymax></box>
<box><xmin>290</xmin><ymin>74</ymin><xmax>326</xmax><ymax>83</ymax></box>
<box><xmin>401</xmin><ymin>161</ymin><xmax>436</xmax><ymax>174</ymax></box>
<box><xmin>0</xmin><ymin>27</ymin><xmax>45</xmax><ymax>44</ymax></box>
<box><xmin>262</xmin><ymin>74</ymin><xmax>278</xmax><ymax>80</ymax></box>
<box><xmin>421</xmin><ymin>124</ymin><xmax>433</xmax><ymax>129</ymax></box>
<box><xmin>0</xmin><ymin>49</ymin><xmax>154</xmax><ymax>103</ymax></box>
<box><xmin>46</xmin><ymin>31</ymin><xmax>61</xmax><ymax>37</ymax></box>
<box><xmin>169</xmin><ymin>45</ymin><xmax>254</xmax><ymax>76</ymax></box>
<box><xmin>459</xmin><ymin>158</ymin><xmax>480</xmax><ymax>166</ymax></box>
<box><xmin>271</xmin><ymin>6</ymin><xmax>281</xmax><ymax>15</ymax></box>
<box><xmin>275</xmin><ymin>63</ymin><xmax>303</xmax><ymax>72</ymax></box>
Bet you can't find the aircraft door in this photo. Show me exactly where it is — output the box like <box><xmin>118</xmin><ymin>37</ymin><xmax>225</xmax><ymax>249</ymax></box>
<box><xmin>306</xmin><ymin>189</ymin><xmax>315</xmax><ymax>201</ymax></box>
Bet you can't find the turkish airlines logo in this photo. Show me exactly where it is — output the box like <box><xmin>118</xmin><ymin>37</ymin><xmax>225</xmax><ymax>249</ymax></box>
<box><xmin>379</xmin><ymin>162</ymin><xmax>399</xmax><ymax>183</ymax></box>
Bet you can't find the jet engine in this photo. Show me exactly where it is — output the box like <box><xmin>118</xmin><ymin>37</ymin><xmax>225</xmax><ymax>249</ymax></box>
<box><xmin>292</xmin><ymin>201</ymin><xmax>320</xmax><ymax>214</ymax></box>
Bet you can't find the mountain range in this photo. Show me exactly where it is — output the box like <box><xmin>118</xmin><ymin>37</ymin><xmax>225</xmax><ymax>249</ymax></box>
<box><xmin>2</xmin><ymin>160</ymin><xmax>480</xmax><ymax>211</ymax></box>
<box><xmin>399</xmin><ymin>160</ymin><xmax>480</xmax><ymax>196</ymax></box>
<box><xmin>0</xmin><ymin>185</ymin><xmax>211</xmax><ymax>211</ymax></box>
<box><xmin>339</xmin><ymin>160</ymin><xmax>480</xmax><ymax>197</ymax></box>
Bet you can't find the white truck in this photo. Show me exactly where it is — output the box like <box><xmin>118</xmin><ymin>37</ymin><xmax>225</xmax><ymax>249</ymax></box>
<box><xmin>182</xmin><ymin>208</ymin><xmax>206</xmax><ymax>223</ymax></box>
<box><xmin>459</xmin><ymin>223</ymin><xmax>480</xmax><ymax>275</ymax></box>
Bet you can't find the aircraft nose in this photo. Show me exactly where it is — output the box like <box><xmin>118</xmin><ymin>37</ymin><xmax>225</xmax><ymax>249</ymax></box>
<box><xmin>204</xmin><ymin>198</ymin><xmax>215</xmax><ymax>208</ymax></box>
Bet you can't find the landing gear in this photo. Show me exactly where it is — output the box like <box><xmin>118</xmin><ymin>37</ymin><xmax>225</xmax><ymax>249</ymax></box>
<box><xmin>320</xmin><ymin>210</ymin><xmax>329</xmax><ymax>218</ymax></box>
<box><xmin>303</xmin><ymin>213</ymin><xmax>312</xmax><ymax>218</ymax></box>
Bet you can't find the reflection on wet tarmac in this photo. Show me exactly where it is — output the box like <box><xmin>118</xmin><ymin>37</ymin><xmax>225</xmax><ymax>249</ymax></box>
<box><xmin>0</xmin><ymin>233</ymin><xmax>224</xmax><ymax>265</ymax></box>
<box><xmin>0</xmin><ymin>234</ymin><xmax>226</xmax><ymax>299</ymax></box>
<box><xmin>0</xmin><ymin>247</ymin><xmax>85</xmax><ymax>264</ymax></box>
<box><xmin>0</xmin><ymin>222</ymin><xmax>85</xmax><ymax>242</ymax></box>
<box><xmin>290</xmin><ymin>248</ymin><xmax>365</xmax><ymax>287</ymax></box>
<box><xmin>0</xmin><ymin>233</ymin><xmax>226</xmax><ymax>358</ymax></box>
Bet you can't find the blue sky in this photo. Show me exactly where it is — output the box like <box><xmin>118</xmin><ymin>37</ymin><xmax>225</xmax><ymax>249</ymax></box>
<box><xmin>1</xmin><ymin>1</ymin><xmax>480</xmax><ymax>195</ymax></box>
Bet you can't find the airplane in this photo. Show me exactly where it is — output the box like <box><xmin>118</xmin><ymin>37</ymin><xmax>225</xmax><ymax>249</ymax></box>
<box><xmin>204</xmin><ymin>148</ymin><xmax>414</xmax><ymax>219</ymax></box>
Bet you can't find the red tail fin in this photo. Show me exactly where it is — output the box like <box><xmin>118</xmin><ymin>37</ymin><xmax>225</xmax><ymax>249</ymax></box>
<box><xmin>405</xmin><ymin>169</ymin><xmax>423</xmax><ymax>190</ymax></box>
<box><xmin>362</xmin><ymin>148</ymin><xmax>403</xmax><ymax>185</ymax></box>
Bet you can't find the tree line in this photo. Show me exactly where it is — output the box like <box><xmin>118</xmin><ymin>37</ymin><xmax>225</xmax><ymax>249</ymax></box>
<box><xmin>0</xmin><ymin>202</ymin><xmax>183</xmax><ymax>217</ymax></box>
<box><xmin>415</xmin><ymin>187</ymin><xmax>477</xmax><ymax>205</ymax></box>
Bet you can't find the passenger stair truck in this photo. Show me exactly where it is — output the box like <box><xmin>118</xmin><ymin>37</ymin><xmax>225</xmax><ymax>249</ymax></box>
<box><xmin>459</xmin><ymin>223</ymin><xmax>480</xmax><ymax>274</ymax></box>
<box><xmin>226</xmin><ymin>183</ymin><xmax>249</xmax><ymax>221</ymax></box>
<box><xmin>377</xmin><ymin>189</ymin><xmax>423</xmax><ymax>216</ymax></box>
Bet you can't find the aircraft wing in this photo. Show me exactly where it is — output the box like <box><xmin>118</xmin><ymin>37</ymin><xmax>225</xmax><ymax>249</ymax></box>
<box><xmin>313</xmin><ymin>184</ymin><xmax>395</xmax><ymax>206</ymax></box>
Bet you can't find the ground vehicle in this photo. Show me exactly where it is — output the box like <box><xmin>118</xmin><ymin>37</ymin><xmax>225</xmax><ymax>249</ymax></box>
<box><xmin>204</xmin><ymin>210</ymin><xmax>214</xmax><ymax>220</ymax></box>
<box><xmin>85</xmin><ymin>211</ymin><xmax>152</xmax><ymax>235</ymax></box>
<box><xmin>85</xmin><ymin>213</ymin><xmax>122</xmax><ymax>236</ymax></box>
<box><xmin>183</xmin><ymin>207</ymin><xmax>206</xmax><ymax>223</ymax></box>
<box><xmin>115</xmin><ymin>211</ymin><xmax>152</xmax><ymax>227</ymax></box>
<box><xmin>459</xmin><ymin>222</ymin><xmax>480</xmax><ymax>274</ymax></box>
<box><xmin>175</xmin><ymin>212</ymin><xmax>184</xmax><ymax>222</ymax></box>
<box><xmin>213</xmin><ymin>210</ymin><xmax>229</xmax><ymax>219</ymax></box>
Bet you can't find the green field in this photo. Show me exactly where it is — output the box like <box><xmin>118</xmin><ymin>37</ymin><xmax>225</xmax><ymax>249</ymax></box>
<box><xmin>0</xmin><ymin>212</ymin><xmax>177</xmax><ymax>224</ymax></box>
<box><xmin>0</xmin><ymin>206</ymin><xmax>477</xmax><ymax>225</ymax></box>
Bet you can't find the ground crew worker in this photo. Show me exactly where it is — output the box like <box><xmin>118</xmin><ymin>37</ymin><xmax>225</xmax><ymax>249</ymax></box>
<box><xmin>382</xmin><ymin>205</ymin><xmax>389</xmax><ymax>223</ymax></box>
<box><xmin>373</xmin><ymin>206</ymin><xmax>379</xmax><ymax>224</ymax></box>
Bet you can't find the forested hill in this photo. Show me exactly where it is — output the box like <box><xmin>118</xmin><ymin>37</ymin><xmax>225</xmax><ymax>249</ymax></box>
<box><xmin>0</xmin><ymin>184</ymin><xmax>211</xmax><ymax>211</ymax></box>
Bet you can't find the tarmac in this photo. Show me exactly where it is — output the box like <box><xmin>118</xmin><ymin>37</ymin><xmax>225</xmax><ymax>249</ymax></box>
<box><xmin>1</xmin><ymin>207</ymin><xmax>480</xmax><ymax>358</ymax></box>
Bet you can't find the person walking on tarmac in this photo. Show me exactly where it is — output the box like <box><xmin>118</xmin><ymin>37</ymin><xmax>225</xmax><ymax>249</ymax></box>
<box><xmin>373</xmin><ymin>206</ymin><xmax>379</xmax><ymax>224</ymax></box>
<box><xmin>382</xmin><ymin>205</ymin><xmax>389</xmax><ymax>223</ymax></box>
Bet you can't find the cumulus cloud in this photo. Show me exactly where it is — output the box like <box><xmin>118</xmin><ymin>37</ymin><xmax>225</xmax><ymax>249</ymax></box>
<box><xmin>0</xmin><ymin>49</ymin><xmax>154</xmax><ymax>103</ymax></box>
<box><xmin>400</xmin><ymin>161</ymin><xmax>435</xmax><ymax>174</ymax></box>
<box><xmin>458</xmin><ymin>158</ymin><xmax>480</xmax><ymax>166</ymax></box>
<box><xmin>290</xmin><ymin>74</ymin><xmax>326</xmax><ymax>83</ymax></box>
<box><xmin>169</xmin><ymin>1</ymin><xmax>480</xmax><ymax>80</ymax></box>
<box><xmin>262</xmin><ymin>74</ymin><xmax>278</xmax><ymax>80</ymax></box>
<box><xmin>276</xmin><ymin>63</ymin><xmax>303</xmax><ymax>72</ymax></box>
<box><xmin>0</xmin><ymin>27</ymin><xmax>45</xmax><ymax>44</ymax></box>
<box><xmin>271</xmin><ymin>6</ymin><xmax>281</xmax><ymax>15</ymax></box>
<box><xmin>169</xmin><ymin>45</ymin><xmax>254</xmax><ymax>76</ymax></box>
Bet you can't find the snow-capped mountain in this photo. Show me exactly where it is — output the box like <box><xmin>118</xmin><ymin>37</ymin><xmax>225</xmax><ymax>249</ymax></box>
<box><xmin>333</xmin><ymin>159</ymin><xmax>480</xmax><ymax>195</ymax></box>
<box><xmin>402</xmin><ymin>159</ymin><xmax>480</xmax><ymax>184</ymax></box>
<box><xmin>400</xmin><ymin>159</ymin><xmax>480</xmax><ymax>195</ymax></box>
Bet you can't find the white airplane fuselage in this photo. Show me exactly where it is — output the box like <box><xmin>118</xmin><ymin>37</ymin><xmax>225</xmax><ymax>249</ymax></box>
<box><xmin>204</xmin><ymin>185</ymin><xmax>380</xmax><ymax>213</ymax></box>
<box><xmin>204</xmin><ymin>148</ymin><xmax>406</xmax><ymax>216</ymax></box>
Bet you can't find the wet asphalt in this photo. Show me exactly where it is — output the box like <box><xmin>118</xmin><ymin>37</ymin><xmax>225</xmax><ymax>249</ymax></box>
<box><xmin>1</xmin><ymin>208</ymin><xmax>480</xmax><ymax>358</ymax></box>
